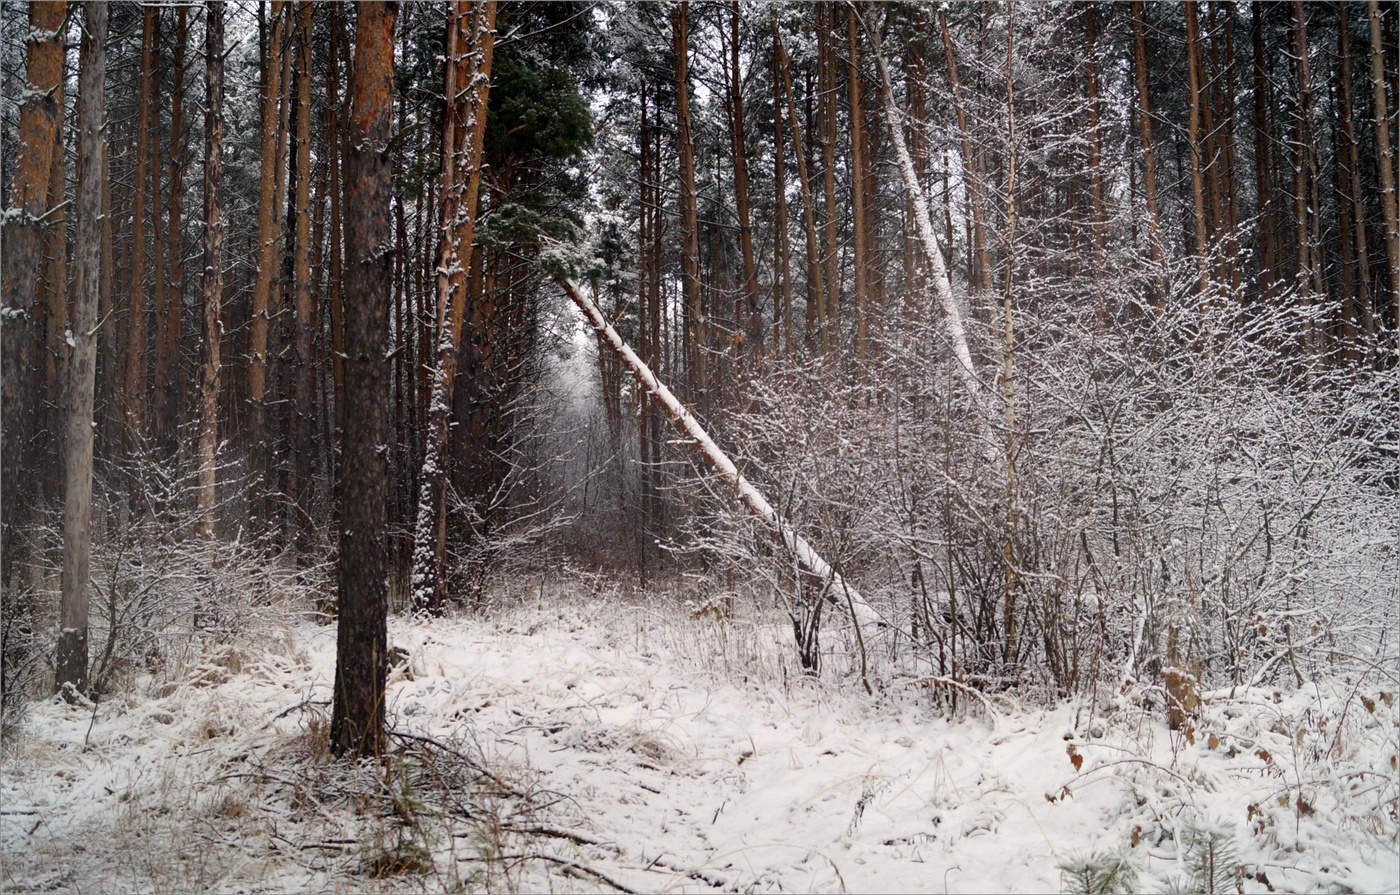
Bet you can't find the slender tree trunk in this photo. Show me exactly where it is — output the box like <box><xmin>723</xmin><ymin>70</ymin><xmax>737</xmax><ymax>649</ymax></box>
<box><xmin>1083</xmin><ymin>6</ymin><xmax>1107</xmax><ymax>263</ymax></box>
<box><xmin>728</xmin><ymin>1</ymin><xmax>762</xmax><ymax>361</ymax></box>
<box><xmin>40</xmin><ymin>73</ymin><xmax>68</xmax><ymax>505</ymax></box>
<box><xmin>1290</xmin><ymin>0</ymin><xmax>1325</xmax><ymax>310</ymax></box>
<box><xmin>674</xmin><ymin>2</ymin><xmax>706</xmax><ymax>396</ymax></box>
<box><xmin>864</xmin><ymin>15</ymin><xmax>994</xmax><ymax>453</ymax></box>
<box><xmin>1185</xmin><ymin>1</ymin><xmax>1210</xmax><ymax>295</ymax></box>
<box><xmin>636</xmin><ymin>81</ymin><xmax>652</xmax><ymax>557</ymax></box>
<box><xmin>1337</xmin><ymin>3</ymin><xmax>1374</xmax><ymax>341</ymax></box>
<box><xmin>1368</xmin><ymin>0</ymin><xmax>1400</xmax><ymax>324</ymax></box>
<box><xmin>773</xmin><ymin>21</ymin><xmax>826</xmax><ymax>355</ymax></box>
<box><xmin>1220</xmin><ymin>6</ymin><xmax>1242</xmax><ymax>293</ymax></box>
<box><xmin>196</xmin><ymin>0</ymin><xmax>225</xmax><ymax>540</ymax></box>
<box><xmin>331</xmin><ymin>0</ymin><xmax>396</xmax><ymax>760</ymax></box>
<box><xmin>772</xmin><ymin>28</ymin><xmax>792</xmax><ymax>357</ymax></box>
<box><xmin>327</xmin><ymin>5</ymin><xmax>346</xmax><ymax>437</ymax></box>
<box><xmin>155</xmin><ymin>6</ymin><xmax>187</xmax><ymax>446</ymax></box>
<box><xmin>562</xmin><ymin>279</ymin><xmax>880</xmax><ymax>629</ymax></box>
<box><xmin>1252</xmin><ymin>4</ymin><xmax>1277</xmax><ymax>303</ymax></box>
<box><xmin>816</xmin><ymin>5</ymin><xmax>839</xmax><ymax>352</ymax></box>
<box><xmin>148</xmin><ymin>8</ymin><xmax>167</xmax><ymax>441</ymax></box>
<box><xmin>847</xmin><ymin>7</ymin><xmax>869</xmax><ymax>361</ymax></box>
<box><xmin>122</xmin><ymin>6</ymin><xmax>156</xmax><ymax>440</ymax></box>
<box><xmin>411</xmin><ymin>0</ymin><xmax>496</xmax><ymax>614</ymax></box>
<box><xmin>1132</xmin><ymin>1</ymin><xmax>1166</xmax><ymax>291</ymax></box>
<box><xmin>289</xmin><ymin>1</ymin><xmax>315</xmax><ymax>541</ymax></box>
<box><xmin>248</xmin><ymin>1</ymin><xmax>286</xmax><ymax>505</ymax></box>
<box><xmin>2</xmin><ymin>0</ymin><xmax>66</xmax><ymax>584</ymax></box>
<box><xmin>939</xmin><ymin>11</ymin><xmax>993</xmax><ymax>293</ymax></box>
<box><xmin>56</xmin><ymin>0</ymin><xmax>106</xmax><ymax>695</ymax></box>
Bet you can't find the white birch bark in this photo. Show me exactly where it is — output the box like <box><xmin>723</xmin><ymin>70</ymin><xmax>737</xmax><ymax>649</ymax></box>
<box><xmin>862</xmin><ymin>14</ymin><xmax>998</xmax><ymax>458</ymax></box>
<box><xmin>559</xmin><ymin>279</ymin><xmax>881</xmax><ymax>629</ymax></box>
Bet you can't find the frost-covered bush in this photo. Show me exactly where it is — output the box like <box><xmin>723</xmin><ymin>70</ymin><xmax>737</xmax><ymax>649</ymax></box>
<box><xmin>677</xmin><ymin>278</ymin><xmax>1400</xmax><ymax>702</ymax></box>
<box><xmin>16</xmin><ymin>446</ymin><xmax>329</xmax><ymax>699</ymax></box>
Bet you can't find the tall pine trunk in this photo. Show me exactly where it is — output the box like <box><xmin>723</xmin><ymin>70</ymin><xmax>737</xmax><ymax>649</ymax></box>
<box><xmin>332</xmin><ymin>0</ymin><xmax>396</xmax><ymax>759</ymax></box>
<box><xmin>411</xmin><ymin>0</ymin><xmax>496</xmax><ymax>614</ymax></box>
<box><xmin>1132</xmin><ymin>1</ymin><xmax>1166</xmax><ymax>294</ymax></box>
<box><xmin>674</xmin><ymin>2</ymin><xmax>705</xmax><ymax>397</ymax></box>
<box><xmin>1</xmin><ymin>0</ymin><xmax>66</xmax><ymax>587</ymax></box>
<box><xmin>248</xmin><ymin>1</ymin><xmax>287</xmax><ymax>509</ymax></box>
<box><xmin>728</xmin><ymin>1</ymin><xmax>761</xmax><ymax>361</ymax></box>
<box><xmin>154</xmin><ymin>6</ymin><xmax>187</xmax><ymax>446</ymax></box>
<box><xmin>56</xmin><ymin>0</ymin><xmax>107</xmax><ymax>695</ymax></box>
<box><xmin>196</xmin><ymin>0</ymin><xmax>225</xmax><ymax>540</ymax></box>
<box><xmin>1368</xmin><ymin>0</ymin><xmax>1400</xmax><ymax>323</ymax></box>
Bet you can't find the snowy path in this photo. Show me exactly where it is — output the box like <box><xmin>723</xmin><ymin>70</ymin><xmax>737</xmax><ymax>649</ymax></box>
<box><xmin>3</xmin><ymin>597</ymin><xmax>1396</xmax><ymax>892</ymax></box>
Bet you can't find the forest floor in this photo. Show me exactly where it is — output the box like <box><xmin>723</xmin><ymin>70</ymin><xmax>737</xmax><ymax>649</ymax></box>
<box><xmin>2</xmin><ymin>585</ymin><xmax>1397</xmax><ymax>893</ymax></box>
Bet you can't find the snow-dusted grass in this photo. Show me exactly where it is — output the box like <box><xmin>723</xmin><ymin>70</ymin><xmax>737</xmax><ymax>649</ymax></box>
<box><xmin>3</xmin><ymin>586</ymin><xmax>1396</xmax><ymax>893</ymax></box>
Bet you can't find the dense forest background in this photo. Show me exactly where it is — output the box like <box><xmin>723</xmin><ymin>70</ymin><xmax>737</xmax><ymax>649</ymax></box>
<box><xmin>2</xmin><ymin>0</ymin><xmax>1398</xmax><ymax>750</ymax></box>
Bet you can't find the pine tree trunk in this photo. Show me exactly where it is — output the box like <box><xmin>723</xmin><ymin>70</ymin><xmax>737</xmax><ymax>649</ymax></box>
<box><xmin>729</xmin><ymin>1</ymin><xmax>762</xmax><ymax>361</ymax></box>
<box><xmin>1132</xmin><ymin>1</ymin><xmax>1166</xmax><ymax>289</ymax></box>
<box><xmin>1291</xmin><ymin>0</ymin><xmax>1326</xmax><ymax>311</ymax></box>
<box><xmin>40</xmin><ymin>74</ymin><xmax>68</xmax><ymax>506</ymax></box>
<box><xmin>290</xmin><ymin>0</ymin><xmax>315</xmax><ymax>541</ymax></box>
<box><xmin>411</xmin><ymin>0</ymin><xmax>496</xmax><ymax>614</ymax></box>
<box><xmin>155</xmin><ymin>6</ymin><xmax>187</xmax><ymax>446</ymax></box>
<box><xmin>1083</xmin><ymin>6</ymin><xmax>1107</xmax><ymax>262</ymax></box>
<box><xmin>56</xmin><ymin>0</ymin><xmax>107</xmax><ymax>695</ymax></box>
<box><xmin>122</xmin><ymin>6</ymin><xmax>156</xmax><ymax>440</ymax></box>
<box><xmin>331</xmin><ymin>0</ymin><xmax>396</xmax><ymax>760</ymax></box>
<box><xmin>771</xmin><ymin>28</ymin><xmax>792</xmax><ymax>357</ymax></box>
<box><xmin>327</xmin><ymin>5</ymin><xmax>346</xmax><ymax>438</ymax></box>
<box><xmin>1337</xmin><ymin>2</ymin><xmax>1374</xmax><ymax>341</ymax></box>
<box><xmin>939</xmin><ymin>11</ymin><xmax>993</xmax><ymax>293</ymax></box>
<box><xmin>2</xmin><ymin>0</ymin><xmax>66</xmax><ymax>586</ymax></box>
<box><xmin>1251</xmin><ymin>4</ymin><xmax>1277</xmax><ymax>303</ymax></box>
<box><xmin>847</xmin><ymin>8</ymin><xmax>869</xmax><ymax>361</ymax></box>
<box><xmin>1367</xmin><ymin>0</ymin><xmax>1400</xmax><ymax>324</ymax></box>
<box><xmin>148</xmin><ymin>8</ymin><xmax>167</xmax><ymax>442</ymax></box>
<box><xmin>196</xmin><ymin>0</ymin><xmax>225</xmax><ymax>540</ymax></box>
<box><xmin>816</xmin><ymin>5</ymin><xmax>839</xmax><ymax>353</ymax></box>
<box><xmin>1185</xmin><ymin>1</ymin><xmax>1211</xmax><ymax>295</ymax></box>
<box><xmin>674</xmin><ymin>2</ymin><xmax>705</xmax><ymax>397</ymax></box>
<box><xmin>248</xmin><ymin>1</ymin><xmax>286</xmax><ymax>507</ymax></box>
<box><xmin>772</xmin><ymin>21</ymin><xmax>826</xmax><ymax>355</ymax></box>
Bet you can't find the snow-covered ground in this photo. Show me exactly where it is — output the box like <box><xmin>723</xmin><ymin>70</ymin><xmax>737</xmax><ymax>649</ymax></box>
<box><xmin>3</xmin><ymin>590</ymin><xmax>1397</xmax><ymax>893</ymax></box>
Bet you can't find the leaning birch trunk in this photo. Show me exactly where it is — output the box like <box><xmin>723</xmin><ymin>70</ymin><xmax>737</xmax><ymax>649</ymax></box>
<box><xmin>558</xmin><ymin>278</ymin><xmax>881</xmax><ymax>629</ymax></box>
<box><xmin>862</xmin><ymin>16</ymin><xmax>995</xmax><ymax>458</ymax></box>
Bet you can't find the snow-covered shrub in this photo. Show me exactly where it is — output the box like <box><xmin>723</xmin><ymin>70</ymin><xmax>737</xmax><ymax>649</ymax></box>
<box><xmin>675</xmin><ymin>275</ymin><xmax>1400</xmax><ymax>706</ymax></box>
<box><xmin>19</xmin><ymin>445</ymin><xmax>327</xmax><ymax>698</ymax></box>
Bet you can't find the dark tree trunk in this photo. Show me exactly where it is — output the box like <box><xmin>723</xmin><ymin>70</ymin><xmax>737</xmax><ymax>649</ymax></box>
<box><xmin>332</xmin><ymin>0</ymin><xmax>397</xmax><ymax>760</ymax></box>
<box><xmin>2</xmin><ymin>0</ymin><xmax>66</xmax><ymax>588</ymax></box>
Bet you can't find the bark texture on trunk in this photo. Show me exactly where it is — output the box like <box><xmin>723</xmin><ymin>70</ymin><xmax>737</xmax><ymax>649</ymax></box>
<box><xmin>57</xmin><ymin>0</ymin><xmax>107</xmax><ymax>695</ymax></box>
<box><xmin>196</xmin><ymin>0</ymin><xmax>225</xmax><ymax>540</ymax></box>
<box><xmin>411</xmin><ymin>0</ymin><xmax>496</xmax><ymax>614</ymax></box>
<box><xmin>674</xmin><ymin>2</ymin><xmax>705</xmax><ymax>396</ymax></box>
<box><xmin>1368</xmin><ymin>0</ymin><xmax>1400</xmax><ymax>321</ymax></box>
<box><xmin>2</xmin><ymin>0</ymin><xmax>66</xmax><ymax>586</ymax></box>
<box><xmin>331</xmin><ymin>0</ymin><xmax>396</xmax><ymax>760</ymax></box>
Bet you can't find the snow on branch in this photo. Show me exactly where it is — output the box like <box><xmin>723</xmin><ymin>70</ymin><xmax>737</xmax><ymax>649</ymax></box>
<box><xmin>558</xmin><ymin>278</ymin><xmax>882</xmax><ymax>630</ymax></box>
